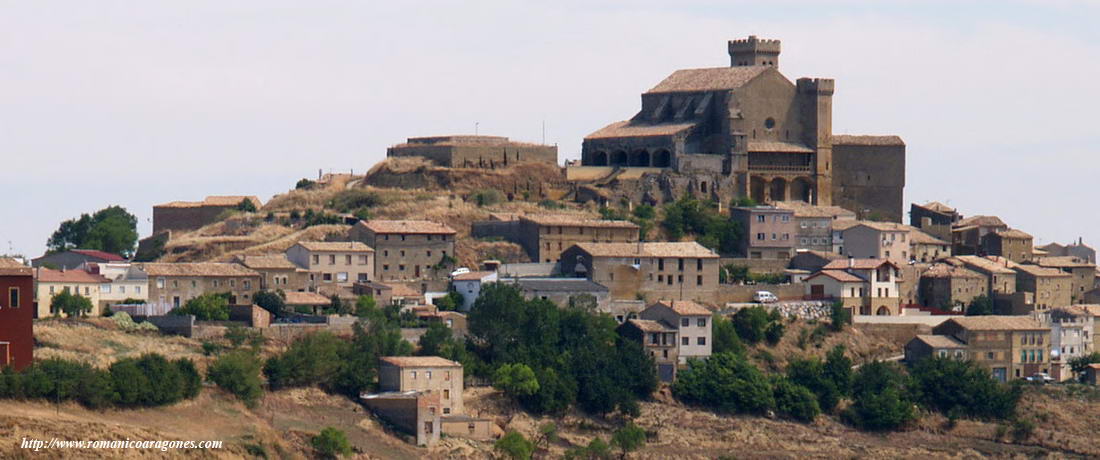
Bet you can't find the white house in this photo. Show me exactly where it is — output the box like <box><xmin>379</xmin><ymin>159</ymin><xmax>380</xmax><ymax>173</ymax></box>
<box><xmin>639</xmin><ymin>300</ymin><xmax>713</xmax><ymax>364</ymax></box>
<box><xmin>451</xmin><ymin>271</ymin><xmax>497</xmax><ymax>311</ymax></box>
<box><xmin>805</xmin><ymin>258</ymin><xmax>902</xmax><ymax>316</ymax></box>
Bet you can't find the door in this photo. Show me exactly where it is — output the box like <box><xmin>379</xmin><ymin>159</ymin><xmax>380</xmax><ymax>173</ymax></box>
<box><xmin>658</xmin><ymin>364</ymin><xmax>675</xmax><ymax>382</ymax></box>
<box><xmin>810</xmin><ymin>285</ymin><xmax>825</xmax><ymax>300</ymax></box>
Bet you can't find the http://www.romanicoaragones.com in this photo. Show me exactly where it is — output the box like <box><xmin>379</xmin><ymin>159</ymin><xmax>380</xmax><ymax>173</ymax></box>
<box><xmin>20</xmin><ymin>438</ymin><xmax>223</xmax><ymax>452</ymax></box>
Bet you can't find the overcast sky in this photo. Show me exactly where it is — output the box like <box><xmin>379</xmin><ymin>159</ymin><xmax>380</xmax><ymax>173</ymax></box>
<box><xmin>3</xmin><ymin>1</ymin><xmax>1099</xmax><ymax>258</ymax></box>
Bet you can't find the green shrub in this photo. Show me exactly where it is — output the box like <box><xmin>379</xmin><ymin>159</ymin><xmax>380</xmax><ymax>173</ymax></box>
<box><xmin>173</xmin><ymin>293</ymin><xmax>230</xmax><ymax>321</ymax></box>
<box><xmin>328</xmin><ymin>189</ymin><xmax>382</xmax><ymax>213</ymax></box>
<box><xmin>786</xmin><ymin>357</ymin><xmax>841</xmax><ymax>412</ymax></box>
<box><xmin>672</xmin><ymin>352</ymin><xmax>773</xmax><ymax>415</ymax></box>
<box><xmin>610</xmin><ymin>422</ymin><xmax>647</xmax><ymax>457</ymax></box>
<box><xmin>765</xmin><ymin>321</ymin><xmax>785</xmax><ymax>346</ymax></box>
<box><xmin>495</xmin><ymin>431</ymin><xmax>535</xmax><ymax>460</ymax></box>
<box><xmin>264</xmin><ymin>332</ymin><xmax>348</xmax><ymax>390</ymax></box>
<box><xmin>311</xmin><ymin>427</ymin><xmax>352</xmax><ymax>459</ymax></box>
<box><xmin>844</xmin><ymin>361</ymin><xmax>916</xmax><ymax>431</ymax></box>
<box><xmin>772</xmin><ymin>377</ymin><xmax>821</xmax><ymax>422</ymax></box>
<box><xmin>50</xmin><ymin>290</ymin><xmax>93</xmax><ymax>317</ymax></box>
<box><xmin>207</xmin><ymin>350</ymin><xmax>264</xmax><ymax>407</ymax></box>
<box><xmin>472</xmin><ymin>189</ymin><xmax>505</xmax><ymax>207</ymax></box>
<box><xmin>909</xmin><ymin>357</ymin><xmax>1020</xmax><ymax>420</ymax></box>
<box><xmin>829</xmin><ymin>301</ymin><xmax>850</xmax><ymax>331</ymax></box>
<box><xmin>295</xmin><ymin>178</ymin><xmax>316</xmax><ymax>190</ymax></box>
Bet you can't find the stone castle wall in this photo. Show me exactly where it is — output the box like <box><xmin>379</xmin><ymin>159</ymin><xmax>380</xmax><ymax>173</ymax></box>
<box><xmin>831</xmin><ymin>142</ymin><xmax>906</xmax><ymax>222</ymax></box>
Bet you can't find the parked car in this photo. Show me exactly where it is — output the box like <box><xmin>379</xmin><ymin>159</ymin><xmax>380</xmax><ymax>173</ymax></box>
<box><xmin>1025</xmin><ymin>372</ymin><xmax>1054</xmax><ymax>384</ymax></box>
<box><xmin>449</xmin><ymin>267</ymin><xmax>471</xmax><ymax>277</ymax></box>
<box><xmin>753</xmin><ymin>291</ymin><xmax>779</xmax><ymax>303</ymax></box>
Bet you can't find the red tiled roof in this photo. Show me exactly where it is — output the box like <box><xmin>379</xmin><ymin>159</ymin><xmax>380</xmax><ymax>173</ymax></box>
<box><xmin>822</xmin><ymin>259</ymin><xmax>897</xmax><ymax>271</ymax></box>
<box><xmin>70</xmin><ymin>249</ymin><xmax>125</xmax><ymax>261</ymax></box>
<box><xmin>453</xmin><ymin>271</ymin><xmax>496</xmax><ymax>281</ymax></box>
<box><xmin>652</xmin><ymin>300</ymin><xmax>712</xmax><ymax>316</ymax></box>
<box><xmin>283</xmin><ymin>291</ymin><xmax>332</xmax><ymax>306</ymax></box>
<box><xmin>35</xmin><ymin>268</ymin><xmax>109</xmax><ymax>284</ymax></box>
<box><xmin>806</xmin><ymin>269</ymin><xmax>865</xmax><ymax>283</ymax></box>
<box><xmin>380</xmin><ymin>356</ymin><xmax>461</xmax><ymax>368</ymax></box>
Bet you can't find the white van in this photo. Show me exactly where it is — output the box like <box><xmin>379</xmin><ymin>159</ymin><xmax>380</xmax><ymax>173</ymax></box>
<box><xmin>753</xmin><ymin>291</ymin><xmax>779</xmax><ymax>303</ymax></box>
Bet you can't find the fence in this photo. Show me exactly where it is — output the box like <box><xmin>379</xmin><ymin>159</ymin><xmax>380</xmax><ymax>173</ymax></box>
<box><xmin>112</xmin><ymin>302</ymin><xmax>173</xmax><ymax>317</ymax></box>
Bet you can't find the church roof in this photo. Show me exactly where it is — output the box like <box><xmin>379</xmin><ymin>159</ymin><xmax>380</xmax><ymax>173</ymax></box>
<box><xmin>646</xmin><ymin>66</ymin><xmax>769</xmax><ymax>94</ymax></box>
<box><xmin>585</xmin><ymin>121</ymin><xmax>697</xmax><ymax>139</ymax></box>
<box><xmin>832</xmin><ymin>135</ymin><xmax>905</xmax><ymax>146</ymax></box>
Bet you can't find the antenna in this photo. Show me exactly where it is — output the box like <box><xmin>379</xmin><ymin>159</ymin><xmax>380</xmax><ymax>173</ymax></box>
<box><xmin>475</xmin><ymin>122</ymin><xmax>479</xmax><ymax>135</ymax></box>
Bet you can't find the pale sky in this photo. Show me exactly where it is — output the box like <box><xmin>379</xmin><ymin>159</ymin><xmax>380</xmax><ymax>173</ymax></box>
<box><xmin>3</xmin><ymin>1</ymin><xmax>1099</xmax><ymax>258</ymax></box>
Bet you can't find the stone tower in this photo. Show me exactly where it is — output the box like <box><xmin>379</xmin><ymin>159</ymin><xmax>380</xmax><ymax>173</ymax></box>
<box><xmin>728</xmin><ymin>35</ymin><xmax>781</xmax><ymax>68</ymax></box>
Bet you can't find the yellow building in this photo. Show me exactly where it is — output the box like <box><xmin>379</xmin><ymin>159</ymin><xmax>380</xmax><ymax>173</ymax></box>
<box><xmin>932</xmin><ymin>316</ymin><xmax>1050</xmax><ymax>382</ymax></box>
<box><xmin>33</xmin><ymin>268</ymin><xmax>109</xmax><ymax>318</ymax></box>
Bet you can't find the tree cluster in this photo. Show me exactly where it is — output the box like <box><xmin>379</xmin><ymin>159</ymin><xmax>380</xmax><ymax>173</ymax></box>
<box><xmin>50</xmin><ymin>290</ymin><xmax>95</xmax><ymax>317</ymax></box>
<box><xmin>909</xmin><ymin>356</ymin><xmax>1021</xmax><ymax>420</ymax></box>
<box><xmin>47</xmin><ymin>205</ymin><xmax>138</xmax><ymax>257</ymax></box>
<box><xmin>0</xmin><ymin>355</ymin><xmax>200</xmax><ymax>410</ymax></box>
<box><xmin>661</xmin><ymin>197</ymin><xmax>743</xmax><ymax>255</ymax></box>
<box><xmin>172</xmin><ymin>292</ymin><xmax>231</xmax><ymax>320</ymax></box>
<box><xmin>730</xmin><ymin>306</ymin><xmax>786</xmax><ymax>346</ymax></box>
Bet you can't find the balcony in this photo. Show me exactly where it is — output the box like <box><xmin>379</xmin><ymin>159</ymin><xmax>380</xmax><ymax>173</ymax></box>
<box><xmin>747</xmin><ymin>164</ymin><xmax>812</xmax><ymax>174</ymax></box>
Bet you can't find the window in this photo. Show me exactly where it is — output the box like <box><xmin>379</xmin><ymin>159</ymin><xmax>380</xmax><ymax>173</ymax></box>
<box><xmin>681</xmin><ymin>318</ymin><xmax>689</xmax><ymax>327</ymax></box>
<box><xmin>757</xmin><ymin>215</ymin><xmax>765</xmax><ymax>223</ymax></box>
<box><xmin>756</xmin><ymin>233</ymin><xmax>765</xmax><ymax>241</ymax></box>
<box><xmin>383</xmin><ymin>265</ymin><xmax>389</xmax><ymax>271</ymax></box>
<box><xmin>399</xmin><ymin>265</ymin><xmax>405</xmax><ymax>271</ymax></box>
<box><xmin>697</xmin><ymin>318</ymin><xmax>706</xmax><ymax>327</ymax></box>
<box><xmin>173</xmin><ymin>280</ymin><xmax>179</xmax><ymax>288</ymax></box>
<box><xmin>781</xmin><ymin>215</ymin><xmax>790</xmax><ymax>223</ymax></box>
<box><xmin>443</xmin><ymin>389</ymin><xmax>450</xmax><ymax>399</ymax></box>
<box><xmin>658</xmin><ymin>259</ymin><xmax>664</xmax><ymax>270</ymax></box>
<box><xmin>358</xmin><ymin>273</ymin><xmax>369</xmax><ymax>282</ymax></box>
<box><xmin>426</xmin><ymin>371</ymin><xmax>432</xmax><ymax>380</ymax></box>
<box><xmin>336</xmin><ymin>272</ymin><xmax>348</xmax><ymax>282</ymax></box>
<box><xmin>771</xmin><ymin>233</ymin><xmax>777</xmax><ymax>240</ymax></box>
<box><xmin>987</xmin><ymin>352</ymin><xmax>994</xmax><ymax>360</ymax></box>
<box><xmin>697</xmin><ymin>275</ymin><xmax>703</xmax><ymax>286</ymax></box>
<box><xmin>49</xmin><ymin>286</ymin><xmax>55</xmax><ymax>295</ymax></box>
<box><xmin>9</xmin><ymin>288</ymin><xmax>19</xmax><ymax>308</ymax></box>
<box><xmin>410</xmin><ymin>371</ymin><xmax>417</xmax><ymax>379</ymax></box>
<box><xmin>681</xmin><ymin>337</ymin><xmax>689</xmax><ymax>345</ymax></box>
<box><xmin>445</xmin><ymin>371</ymin><xmax>451</xmax><ymax>380</ymax></box>
<box><xmin>119</xmin><ymin>286</ymin><xmax>126</xmax><ymax>294</ymax></box>
<box><xmin>697</xmin><ymin>337</ymin><xmax>706</xmax><ymax>345</ymax></box>
<box><xmin>427</xmin><ymin>251</ymin><xmax>432</xmax><ymax>258</ymax></box>
<box><xmin>312</xmin><ymin>255</ymin><xmax>319</xmax><ymax>264</ymax></box>
<box><xmin>323</xmin><ymin>273</ymin><xmax>333</xmax><ymax>282</ymax></box>
<box><xmin>678</xmin><ymin>259</ymin><xmax>684</xmax><ymax>271</ymax></box>
<box><xmin>243</xmin><ymin>280</ymin><xmax>251</xmax><ymax>290</ymax></box>
<box><xmin>102</xmin><ymin>284</ymin><xmax>111</xmax><ymax>294</ymax></box>
<box><xmin>191</xmin><ymin>280</ymin><xmax>197</xmax><ymax>288</ymax></box>
<box><xmin>345</xmin><ymin>255</ymin><xmax>352</xmax><ymax>264</ymax></box>
<box><xmin>156</xmin><ymin>278</ymin><xmax>165</xmax><ymax>289</ymax></box>
<box><xmin>230</xmin><ymin>279</ymin><xmax>236</xmax><ymax>288</ymax></box>
<box><xmin>214</xmin><ymin>279</ymin><xmax>220</xmax><ymax>288</ymax></box>
<box><xmin>400</xmin><ymin>250</ymin><xmax>406</xmax><ymax>257</ymax></box>
<box><xmin>329</xmin><ymin>255</ymin><xmax>336</xmax><ymax>265</ymax></box>
<box><xmin>359</xmin><ymin>255</ymin><xmax>368</xmax><ymax>264</ymax></box>
<box><xmin>697</xmin><ymin>259</ymin><xmax>703</xmax><ymax>270</ymax></box>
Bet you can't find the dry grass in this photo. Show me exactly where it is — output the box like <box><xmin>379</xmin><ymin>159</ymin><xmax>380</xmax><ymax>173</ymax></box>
<box><xmin>34</xmin><ymin>318</ymin><xmax>208</xmax><ymax>369</ymax></box>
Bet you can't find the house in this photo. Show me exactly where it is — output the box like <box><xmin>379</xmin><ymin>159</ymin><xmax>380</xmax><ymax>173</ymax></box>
<box><xmin>84</xmin><ymin>262</ymin><xmax>149</xmax><ymax>310</ymax></box>
<box><xmin>423</xmin><ymin>311</ymin><xmax>468</xmax><ymax>338</ymax></box>
<box><xmin>1013</xmin><ymin>264</ymin><xmax>1072</xmax><ymax>312</ymax></box>
<box><xmin>617</xmin><ymin>319</ymin><xmax>679</xmax><ymax>382</ymax></box>
<box><xmin>918</xmin><ymin>263</ymin><xmax>988</xmax><ymax>312</ymax></box>
<box><xmin>32</xmin><ymin>249</ymin><xmax>125</xmax><ymax>270</ymax></box>
<box><xmin>510</xmin><ymin>278</ymin><xmax>610</xmax><ymax>310</ymax></box>
<box><xmin>932</xmin><ymin>316</ymin><xmax>1050</xmax><ymax>382</ymax></box>
<box><xmin>234</xmin><ymin>254</ymin><xmax>310</xmax><ymax>292</ymax></box>
<box><xmin>788</xmin><ymin>249</ymin><xmax>843</xmax><ymax>274</ymax></box>
<box><xmin>139</xmin><ymin>263</ymin><xmax>261</xmax><ymax>312</ymax></box>
<box><xmin>378</xmin><ymin>356</ymin><xmax>465</xmax><ymax>415</ymax></box>
<box><xmin>639</xmin><ymin>300</ymin><xmax>713</xmax><ymax>364</ymax></box>
<box><xmin>1038</xmin><ymin>238</ymin><xmax>1095</xmax><ymax>264</ymax></box>
<box><xmin>560</xmin><ymin>242</ymin><xmax>720</xmax><ymax>303</ymax></box>
<box><xmin>286</xmin><ymin>241</ymin><xmax>375</xmax><ymax>289</ymax></box>
<box><xmin>1035</xmin><ymin>256</ymin><xmax>1096</xmax><ymax>304</ymax></box>
<box><xmin>841</xmin><ymin>222</ymin><xmax>910</xmax><ymax>266</ymax></box>
<box><xmin>831</xmin><ymin>220</ymin><xmax>859</xmax><ymax>255</ymax></box>
<box><xmin>1039</xmin><ymin>306</ymin><xmax>1095</xmax><ymax>381</ymax></box>
<box><xmin>773</xmin><ymin>201</ymin><xmax>856</xmax><ymax>252</ymax></box>
<box><xmin>910</xmin><ymin>201</ymin><xmax>961</xmax><ymax>242</ymax></box>
<box><xmin>806</xmin><ymin>259</ymin><xmax>901</xmax><ymax>316</ymax></box>
<box><xmin>33</xmin><ymin>268</ymin><xmax>109</xmax><ymax>318</ymax></box>
<box><xmin>951</xmin><ymin>255</ymin><xmax>1017</xmax><ymax>296</ymax></box>
<box><xmin>0</xmin><ymin>259</ymin><xmax>34</xmax><ymax>370</ymax></box>
<box><xmin>350</xmin><ymin>220</ymin><xmax>456</xmax><ymax>282</ymax></box>
<box><xmin>283</xmin><ymin>291</ymin><xmax>333</xmax><ymax>314</ymax></box>
<box><xmin>450</xmin><ymin>271</ymin><xmax>497</xmax><ymax>311</ymax></box>
<box><xmin>981</xmin><ymin>229</ymin><xmax>1034</xmax><ymax>263</ymax></box>
<box><xmin>904</xmin><ymin>334</ymin><xmax>967</xmax><ymax>363</ymax></box>
<box><xmin>909</xmin><ymin>228</ymin><xmax>952</xmax><ymax>263</ymax></box>
<box><xmin>952</xmin><ymin>215</ymin><xmax>1008</xmax><ymax>256</ymax></box>
<box><xmin>516</xmin><ymin>215</ymin><xmax>639</xmax><ymax>264</ymax></box>
<box><xmin>353</xmin><ymin>281</ymin><xmax>394</xmax><ymax>306</ymax></box>
<box><xmin>730</xmin><ymin>206</ymin><xmax>796</xmax><ymax>259</ymax></box>
<box><xmin>361</xmin><ymin>390</ymin><xmax>442</xmax><ymax>446</ymax></box>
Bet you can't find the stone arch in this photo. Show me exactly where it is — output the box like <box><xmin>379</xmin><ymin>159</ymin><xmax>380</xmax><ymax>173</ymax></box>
<box><xmin>770</xmin><ymin>177</ymin><xmax>787</xmax><ymax>202</ymax></box>
<box><xmin>876</xmin><ymin>306</ymin><xmax>891</xmax><ymax>316</ymax></box>
<box><xmin>790</xmin><ymin>177</ymin><xmax>813</xmax><ymax>202</ymax></box>
<box><xmin>654</xmin><ymin>149</ymin><xmax>672</xmax><ymax>168</ymax></box>
<box><xmin>750</xmin><ymin>176</ymin><xmax>766</xmax><ymax>204</ymax></box>
<box><xmin>630</xmin><ymin>150</ymin><xmax>651</xmax><ymax>167</ymax></box>
<box><xmin>611</xmin><ymin>150</ymin><xmax>628</xmax><ymax>166</ymax></box>
<box><xmin>592</xmin><ymin>151</ymin><xmax>608</xmax><ymax>166</ymax></box>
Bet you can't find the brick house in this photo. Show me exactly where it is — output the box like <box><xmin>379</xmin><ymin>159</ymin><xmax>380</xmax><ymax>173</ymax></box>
<box><xmin>33</xmin><ymin>268</ymin><xmax>109</xmax><ymax>318</ymax></box>
<box><xmin>351</xmin><ymin>220</ymin><xmax>456</xmax><ymax>282</ymax></box>
<box><xmin>286</xmin><ymin>241</ymin><xmax>375</xmax><ymax>289</ymax></box>
<box><xmin>932</xmin><ymin>316</ymin><xmax>1050</xmax><ymax>382</ymax></box>
<box><xmin>639</xmin><ymin>300</ymin><xmax>713</xmax><ymax>365</ymax></box>
<box><xmin>234</xmin><ymin>254</ymin><xmax>310</xmax><ymax>292</ymax></box>
<box><xmin>560</xmin><ymin>242</ymin><xmax>720</xmax><ymax>303</ymax></box>
<box><xmin>139</xmin><ymin>263</ymin><xmax>261</xmax><ymax>312</ymax></box>
<box><xmin>0</xmin><ymin>259</ymin><xmax>33</xmax><ymax>370</ymax></box>
<box><xmin>730</xmin><ymin>206</ymin><xmax>796</xmax><ymax>259</ymax></box>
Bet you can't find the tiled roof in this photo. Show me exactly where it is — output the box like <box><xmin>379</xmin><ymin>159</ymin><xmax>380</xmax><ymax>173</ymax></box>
<box><xmin>0</xmin><ymin>258</ymin><xmax>31</xmax><ymax>276</ymax></box>
<box><xmin>1036</xmin><ymin>256</ymin><xmax>1095</xmax><ymax>269</ymax></box>
<box><xmin>953</xmin><ymin>255</ymin><xmax>1016</xmax><ymax>275</ymax></box>
<box><xmin>573</xmin><ymin>242</ymin><xmax>718</xmax><ymax>258</ymax></box>
<box><xmin>746</xmin><ymin>141</ymin><xmax>814</xmax><ymax>153</ymax></box>
<box><xmin>35</xmin><ymin>268</ymin><xmax>109</xmax><ymax>284</ymax></box>
<box><xmin>912</xmin><ymin>334</ymin><xmax>966</xmax><ymax>348</ymax></box>
<box><xmin>954</xmin><ymin>215</ymin><xmax>1006</xmax><ymax>228</ymax></box>
<box><xmin>921</xmin><ymin>263</ymin><xmax>984</xmax><ymax>280</ymax></box>
<box><xmin>294</xmin><ymin>241</ymin><xmax>374</xmax><ymax>253</ymax></box>
<box><xmin>646</xmin><ymin>66</ymin><xmax>768</xmax><ymax>93</ymax></box>
<box><xmin>0</xmin><ymin>258</ymin><xmax>26</xmax><ymax>268</ymax></box>
<box><xmin>585</xmin><ymin>121</ymin><xmax>696</xmax><ymax>139</ymax></box>
<box><xmin>992</xmin><ymin>229</ymin><xmax>1032</xmax><ymax>240</ymax></box>
<box><xmin>283</xmin><ymin>291</ymin><xmax>332</xmax><ymax>305</ymax></box>
<box><xmin>358</xmin><ymin>220</ymin><xmax>456</xmax><ymax>235</ymax></box>
<box><xmin>832</xmin><ymin>135</ymin><xmax>905</xmax><ymax>146</ymax></box>
<box><xmin>854</xmin><ymin>221</ymin><xmax>908</xmax><ymax>232</ymax></box>
<box><xmin>70</xmin><ymin>249</ymin><xmax>126</xmax><ymax>261</ymax></box>
<box><xmin>626</xmin><ymin>319</ymin><xmax>677</xmax><ymax>333</ymax></box>
<box><xmin>156</xmin><ymin>195</ymin><xmax>261</xmax><ymax>209</ymax></box>
<box><xmin>380</xmin><ymin>356</ymin><xmax>461</xmax><ymax>368</ymax></box>
<box><xmin>773</xmin><ymin>201</ymin><xmax>856</xmax><ymax>219</ymax></box>
<box><xmin>385</xmin><ymin>283</ymin><xmax>421</xmax><ymax>298</ymax></box>
<box><xmin>138</xmin><ymin>263</ymin><xmax>259</xmax><ymax>277</ymax></box>
<box><xmin>822</xmin><ymin>259</ymin><xmax>897</xmax><ymax>271</ymax></box>
<box><xmin>909</xmin><ymin>229</ymin><xmax>949</xmax><ymax>245</ymax></box>
<box><xmin>807</xmin><ymin>269</ymin><xmax>865</xmax><ymax>283</ymax></box>
<box><xmin>452</xmin><ymin>271</ymin><xmax>496</xmax><ymax>281</ymax></box>
<box><xmin>945</xmin><ymin>316</ymin><xmax>1045</xmax><ymax>331</ymax></box>
<box><xmin>832</xmin><ymin>220</ymin><xmax>860</xmax><ymax>231</ymax></box>
<box><xmin>917</xmin><ymin>201</ymin><xmax>955</xmax><ymax>213</ymax></box>
<box><xmin>521</xmin><ymin>214</ymin><xmax>639</xmax><ymax>229</ymax></box>
<box><xmin>652</xmin><ymin>300</ymin><xmax>712</xmax><ymax>316</ymax></box>
<box><xmin>236</xmin><ymin>254</ymin><xmax>299</xmax><ymax>270</ymax></box>
<box><xmin>1014</xmin><ymin>264</ymin><xmax>1071</xmax><ymax>278</ymax></box>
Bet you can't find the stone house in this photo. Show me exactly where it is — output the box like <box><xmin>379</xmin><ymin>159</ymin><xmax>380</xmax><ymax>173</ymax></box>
<box><xmin>909</xmin><ymin>228</ymin><xmax>952</xmax><ymax>263</ymax></box>
<box><xmin>353</xmin><ymin>281</ymin><xmax>395</xmax><ymax>306</ymax></box>
<box><xmin>806</xmin><ymin>258</ymin><xmax>901</xmax><ymax>316</ymax></box>
<box><xmin>32</xmin><ymin>249</ymin><xmax>125</xmax><ymax>270</ymax></box>
<box><xmin>516</xmin><ymin>215</ymin><xmax>638</xmax><ymax>264</ymax></box>
<box><xmin>951</xmin><ymin>256</ymin><xmax>1017</xmax><ymax>295</ymax></box>
<box><xmin>378</xmin><ymin>356</ymin><xmax>465</xmax><ymax>416</ymax></box>
<box><xmin>139</xmin><ymin>263</ymin><xmax>261</xmax><ymax>311</ymax></box>
<box><xmin>730</xmin><ymin>206</ymin><xmax>796</xmax><ymax>259</ymax></box>
<box><xmin>932</xmin><ymin>316</ymin><xmax>1051</xmax><ymax>382</ymax></box>
<box><xmin>510</xmin><ymin>278</ymin><xmax>610</xmax><ymax>310</ymax></box>
<box><xmin>788</xmin><ymin>249</ymin><xmax>842</xmax><ymax>273</ymax></box>
<box><xmin>1038</xmin><ymin>306</ymin><xmax>1095</xmax><ymax>382</ymax></box>
<box><xmin>918</xmin><ymin>263</ymin><xmax>988</xmax><ymax>311</ymax></box>
<box><xmin>1035</xmin><ymin>256</ymin><xmax>1096</xmax><ymax>304</ymax></box>
<box><xmin>450</xmin><ymin>271</ymin><xmax>497</xmax><ymax>311</ymax></box>
<box><xmin>234</xmin><ymin>254</ymin><xmax>310</xmax><ymax>293</ymax></box>
<box><xmin>981</xmin><ymin>229</ymin><xmax>1034</xmax><ymax>263</ymax></box>
<box><xmin>617</xmin><ymin>319</ymin><xmax>679</xmax><ymax>382</ymax></box>
<box><xmin>351</xmin><ymin>220</ymin><xmax>456</xmax><ymax>282</ymax></box>
<box><xmin>283</xmin><ymin>291</ymin><xmax>333</xmax><ymax>314</ymax></box>
<box><xmin>904</xmin><ymin>334</ymin><xmax>968</xmax><ymax>363</ymax></box>
<box><xmin>841</xmin><ymin>222</ymin><xmax>910</xmax><ymax>266</ymax></box>
<box><xmin>0</xmin><ymin>259</ymin><xmax>34</xmax><ymax>370</ymax></box>
<box><xmin>286</xmin><ymin>241</ymin><xmax>375</xmax><ymax>290</ymax></box>
<box><xmin>639</xmin><ymin>300</ymin><xmax>713</xmax><ymax>365</ymax></box>
<box><xmin>773</xmin><ymin>201</ymin><xmax>856</xmax><ymax>253</ymax></box>
<box><xmin>361</xmin><ymin>391</ymin><xmax>442</xmax><ymax>446</ymax></box>
<box><xmin>559</xmin><ymin>242</ymin><xmax>720</xmax><ymax>303</ymax></box>
<box><xmin>1013</xmin><ymin>264</ymin><xmax>1072</xmax><ymax>312</ymax></box>
<box><xmin>152</xmin><ymin>195</ymin><xmax>262</xmax><ymax>234</ymax></box>
<box><xmin>951</xmin><ymin>215</ymin><xmax>1008</xmax><ymax>256</ymax></box>
<box><xmin>910</xmin><ymin>201</ymin><xmax>961</xmax><ymax>242</ymax></box>
<box><xmin>1037</xmin><ymin>238</ymin><xmax>1095</xmax><ymax>264</ymax></box>
<box><xmin>33</xmin><ymin>268</ymin><xmax>109</xmax><ymax>318</ymax></box>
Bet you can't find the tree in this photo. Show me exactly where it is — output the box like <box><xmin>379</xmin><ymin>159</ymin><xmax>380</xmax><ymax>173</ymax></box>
<box><xmin>264</xmin><ymin>332</ymin><xmax>349</xmax><ymax>390</ymax></box>
<box><xmin>1069</xmin><ymin>352</ymin><xmax>1100</xmax><ymax>381</ymax></box>
<box><xmin>660</xmin><ymin>197</ymin><xmax>743</xmax><ymax>254</ymax></box>
<box><xmin>254</xmin><ymin>290</ymin><xmax>286</xmax><ymax>317</ymax></box>
<box><xmin>844</xmin><ymin>361</ymin><xmax>916</xmax><ymax>431</ymax></box>
<box><xmin>731</xmin><ymin>306</ymin><xmax>778</xmax><ymax>345</ymax></box>
<box><xmin>236</xmin><ymin>199</ymin><xmax>258</xmax><ymax>213</ymax></box>
<box><xmin>47</xmin><ymin>205</ymin><xmax>138</xmax><ymax>257</ymax></box>
<box><xmin>173</xmin><ymin>293</ymin><xmax>230</xmax><ymax>320</ymax></box>
<box><xmin>786</xmin><ymin>356</ymin><xmax>841</xmax><ymax>412</ymax></box>
<box><xmin>672</xmin><ymin>352</ymin><xmax>774</xmax><ymax>415</ymax></box>
<box><xmin>711</xmin><ymin>314</ymin><xmax>746</xmax><ymax>355</ymax></box>
<box><xmin>207</xmin><ymin>350</ymin><xmax>264</xmax><ymax>407</ymax></box>
<box><xmin>909</xmin><ymin>357</ymin><xmax>1020</xmax><ymax>420</ymax></box>
<box><xmin>417</xmin><ymin>321</ymin><xmax>454</xmax><ymax>357</ymax></box>
<box><xmin>50</xmin><ymin>290</ymin><xmax>94</xmax><ymax>317</ymax></box>
<box><xmin>495</xmin><ymin>431</ymin><xmax>535</xmax><ymax>460</ymax></box>
<box><xmin>964</xmin><ymin>295</ymin><xmax>996</xmax><ymax>316</ymax></box>
<box><xmin>823</xmin><ymin>345</ymin><xmax>853</xmax><ymax>397</ymax></box>
<box><xmin>493</xmin><ymin>363</ymin><xmax>540</xmax><ymax>398</ymax></box>
<box><xmin>311</xmin><ymin>427</ymin><xmax>352</xmax><ymax>459</ymax></box>
<box><xmin>610</xmin><ymin>422</ymin><xmax>646</xmax><ymax>459</ymax></box>
<box><xmin>829</xmin><ymin>301</ymin><xmax>851</xmax><ymax>331</ymax></box>
<box><xmin>535</xmin><ymin>422</ymin><xmax>558</xmax><ymax>452</ymax></box>
<box><xmin>771</xmin><ymin>376</ymin><xmax>821</xmax><ymax>422</ymax></box>
<box><xmin>330</xmin><ymin>321</ymin><xmax>414</xmax><ymax>397</ymax></box>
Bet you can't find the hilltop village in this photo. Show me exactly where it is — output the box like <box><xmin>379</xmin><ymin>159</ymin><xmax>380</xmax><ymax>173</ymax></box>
<box><xmin>3</xmin><ymin>36</ymin><xmax>1100</xmax><ymax>458</ymax></box>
